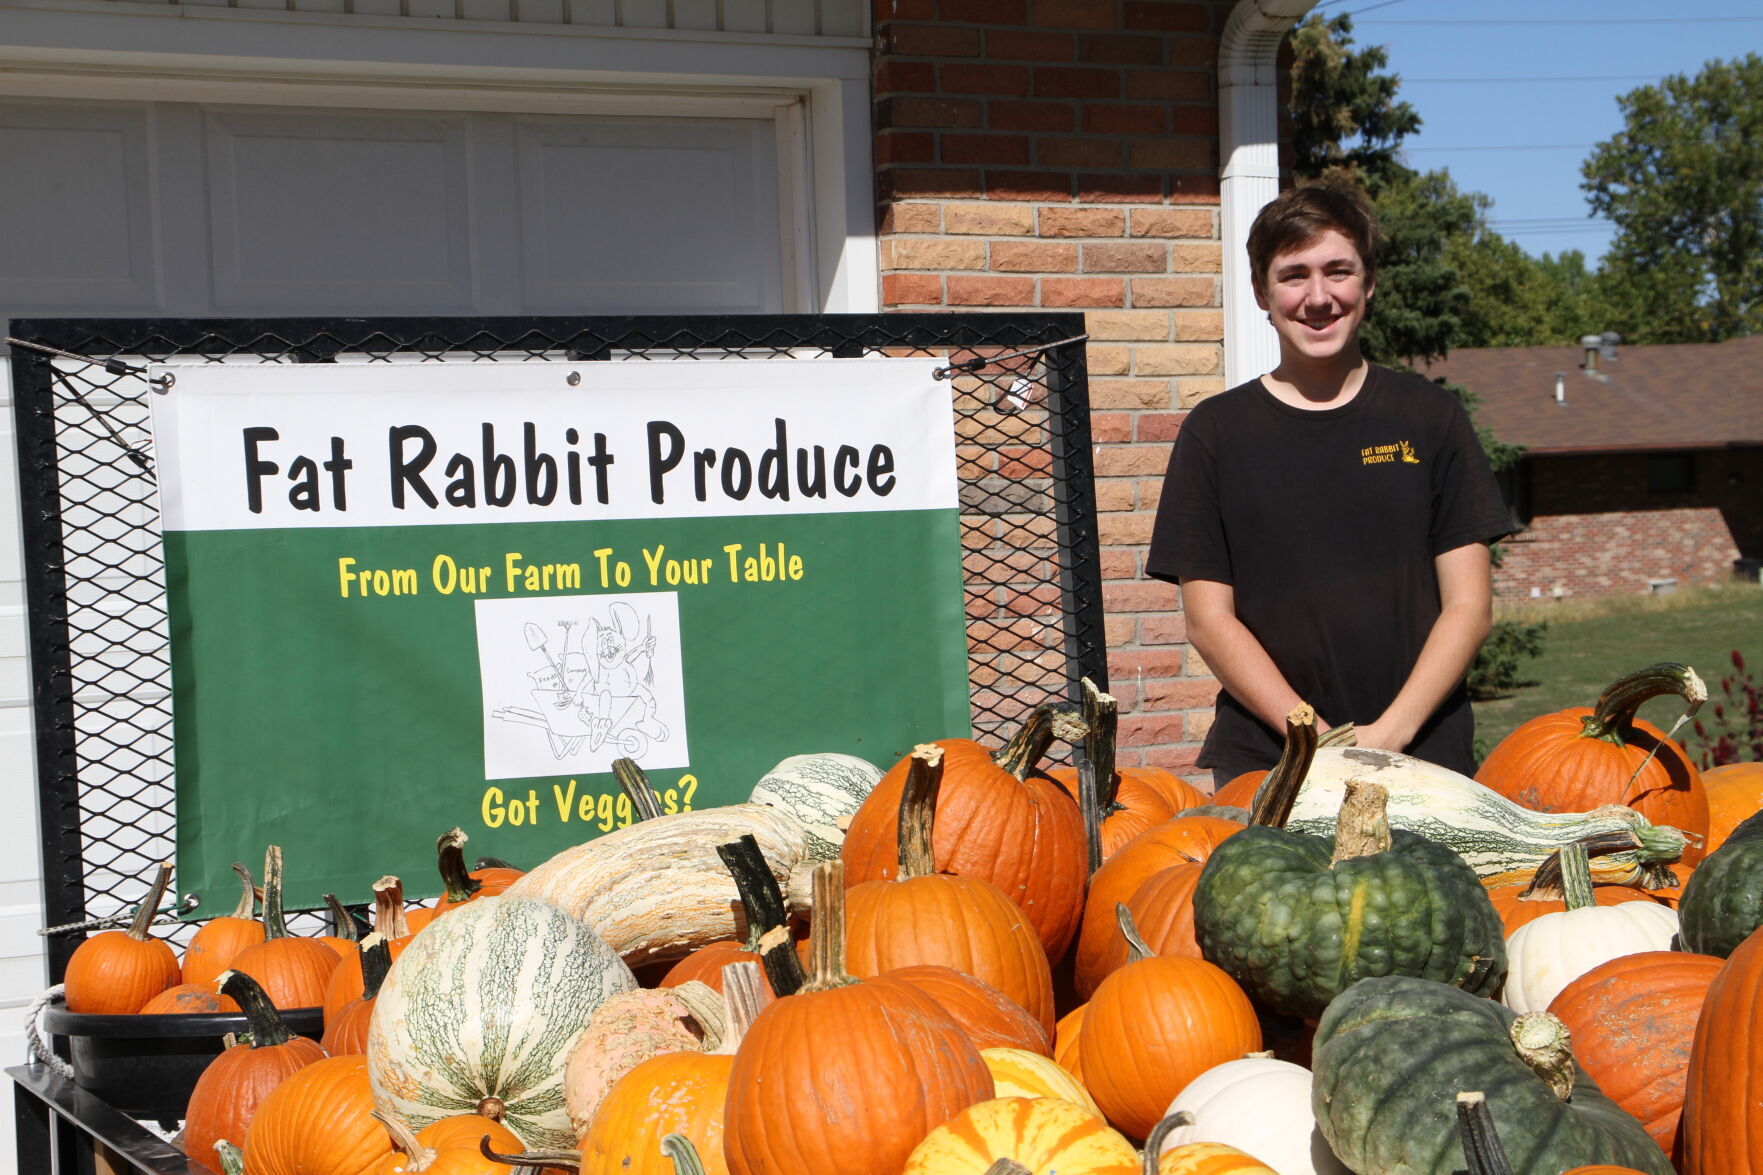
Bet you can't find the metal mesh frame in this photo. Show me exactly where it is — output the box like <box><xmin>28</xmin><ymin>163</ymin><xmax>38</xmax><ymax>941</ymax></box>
<box><xmin>7</xmin><ymin>313</ymin><xmax>1105</xmax><ymax>978</ymax></box>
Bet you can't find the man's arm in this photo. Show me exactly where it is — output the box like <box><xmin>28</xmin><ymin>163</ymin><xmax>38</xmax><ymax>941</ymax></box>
<box><xmin>1180</xmin><ymin>578</ymin><xmax>1330</xmax><ymax>734</ymax></box>
<box><xmin>1354</xmin><ymin>541</ymin><xmax>1493</xmax><ymax>753</ymax></box>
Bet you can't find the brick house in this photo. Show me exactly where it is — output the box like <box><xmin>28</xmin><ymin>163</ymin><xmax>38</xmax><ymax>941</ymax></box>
<box><xmin>0</xmin><ymin>0</ymin><xmax>1313</xmax><ymax>1104</ymax></box>
<box><xmin>1423</xmin><ymin>336</ymin><xmax>1763</xmax><ymax>600</ymax></box>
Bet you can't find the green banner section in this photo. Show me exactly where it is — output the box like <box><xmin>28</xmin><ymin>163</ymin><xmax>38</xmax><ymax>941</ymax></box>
<box><xmin>168</xmin><ymin>510</ymin><xmax>971</xmax><ymax>914</ymax></box>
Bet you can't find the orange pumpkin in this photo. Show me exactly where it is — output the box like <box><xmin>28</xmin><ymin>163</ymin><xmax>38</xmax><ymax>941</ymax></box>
<box><xmin>370</xmin><ymin>1111</ymin><xmax>524</xmax><ymax>1175</ymax></box>
<box><xmin>245</xmin><ymin>1055</ymin><xmax>392</xmax><ymax>1175</ymax></box>
<box><xmin>842</xmin><ymin>703</ymin><xmax>1087</xmax><ymax>960</ymax></box>
<box><xmin>1072</xmin><ymin>815</ymin><xmax>1242</xmax><ymax>998</ymax></box>
<box><xmin>1680</xmin><ymin>924</ymin><xmax>1763</xmax><ymax>1173</ymax></box>
<box><xmin>1054</xmin><ymin>1005</ymin><xmax>1085</xmax><ymax>1083</ymax></box>
<box><xmin>322</xmin><ymin>934</ymin><xmax>392</xmax><ymax>1056</ymax></box>
<box><xmin>1083</xmin><ymin>861</ymin><xmax>1206</xmax><ymax>987</ymax></box>
<box><xmin>432</xmin><ymin>827</ymin><xmax>523</xmax><ymax>913</ymax></box>
<box><xmin>843</xmin><ymin>745</ymin><xmax>1056</xmax><ymax>1035</ymax></box>
<box><xmin>882</xmin><ymin>965</ymin><xmax>1051</xmax><ymax>1056</ymax></box>
<box><xmin>184</xmin><ymin>970</ymin><xmax>326</xmax><ymax>1168</ymax></box>
<box><xmin>1081</xmin><ymin>933</ymin><xmax>1261</xmax><ymax>1140</ymax></box>
<box><xmin>1477</xmin><ymin>663</ymin><xmax>1711</xmax><ymax>865</ymax></box>
<box><xmin>140</xmin><ymin>983</ymin><xmax>239</xmax><ymax>1015</ymax></box>
<box><xmin>1049</xmin><ymin>680</ymin><xmax>1206</xmax><ymax>867</ymax></box>
<box><xmin>227</xmin><ymin>847</ymin><xmax>340</xmax><ymax>1010</ymax></box>
<box><xmin>322</xmin><ymin>878</ymin><xmax>415</xmax><ymax>1020</ymax></box>
<box><xmin>723</xmin><ymin>863</ymin><xmax>994</xmax><ymax>1175</ymax></box>
<box><xmin>1483</xmin><ymin>880</ymin><xmax>1664</xmax><ymax>934</ymax></box>
<box><xmin>1702</xmin><ymin>761</ymin><xmax>1763</xmax><ymax>856</ymax></box>
<box><xmin>183</xmin><ymin>864</ymin><xmax>266</xmax><ymax>988</ymax></box>
<box><xmin>1210</xmin><ymin>772</ymin><xmax>1263</xmax><ymax>809</ymax></box>
<box><xmin>1548</xmin><ymin>949</ymin><xmax>1722</xmax><ymax>1158</ymax></box>
<box><xmin>63</xmin><ymin>862</ymin><xmax>181</xmax><ymax>1015</ymax></box>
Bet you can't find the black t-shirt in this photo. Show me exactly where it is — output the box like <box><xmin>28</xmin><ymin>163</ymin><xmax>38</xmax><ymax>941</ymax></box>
<box><xmin>1145</xmin><ymin>366</ymin><xmax>1514</xmax><ymax>778</ymax></box>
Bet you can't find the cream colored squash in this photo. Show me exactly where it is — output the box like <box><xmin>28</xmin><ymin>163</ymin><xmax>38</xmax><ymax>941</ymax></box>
<box><xmin>1160</xmin><ymin>1056</ymin><xmax>1350</xmax><ymax>1175</ymax></box>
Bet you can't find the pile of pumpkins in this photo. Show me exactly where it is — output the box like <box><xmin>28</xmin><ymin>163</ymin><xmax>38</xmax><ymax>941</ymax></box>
<box><xmin>55</xmin><ymin>662</ymin><xmax>1763</xmax><ymax>1175</ymax></box>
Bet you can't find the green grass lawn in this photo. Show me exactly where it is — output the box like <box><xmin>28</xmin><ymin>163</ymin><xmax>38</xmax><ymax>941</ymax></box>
<box><xmin>1470</xmin><ymin>584</ymin><xmax>1763</xmax><ymax>761</ymax></box>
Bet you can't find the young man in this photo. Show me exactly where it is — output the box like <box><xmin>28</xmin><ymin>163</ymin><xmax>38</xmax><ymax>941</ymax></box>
<box><xmin>1145</xmin><ymin>183</ymin><xmax>1512</xmax><ymax>786</ymax></box>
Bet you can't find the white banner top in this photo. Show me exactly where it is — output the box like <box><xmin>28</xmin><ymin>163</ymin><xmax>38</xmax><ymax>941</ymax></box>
<box><xmin>149</xmin><ymin>358</ymin><xmax>960</xmax><ymax>531</ymax></box>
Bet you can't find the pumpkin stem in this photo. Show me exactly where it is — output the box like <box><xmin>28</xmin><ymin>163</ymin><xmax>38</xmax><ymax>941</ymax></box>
<box><xmin>1454</xmin><ymin>1092</ymin><xmax>1515</xmax><ymax>1175</ymax></box>
<box><xmin>213</xmin><ymin>1140</ymin><xmax>246</xmax><ymax>1175</ymax></box>
<box><xmin>323</xmin><ymin>893</ymin><xmax>362</xmax><ymax>943</ymax></box>
<box><xmin>1141</xmin><ymin>1111</ymin><xmax>1193</xmax><ymax>1175</ymax></box>
<box><xmin>1317</xmin><ymin>722</ymin><xmax>1357</xmax><ymax>747</ymax></box>
<box><xmin>436</xmin><ymin>827</ymin><xmax>480</xmax><ymax>904</ymax></box>
<box><xmin>359</xmin><ymin>933</ymin><xmax>393</xmax><ymax>1001</ymax></box>
<box><xmin>371</xmin><ymin>875</ymin><xmax>412</xmax><ymax>940</ymax></box>
<box><xmin>801</xmin><ymin>861</ymin><xmax>858</xmax><ymax>993</ymax></box>
<box><xmin>1510</xmin><ymin>1012</ymin><xmax>1575</xmax><ymax>1102</ymax></box>
<box><xmin>477</xmin><ymin>1096</ymin><xmax>507</xmax><ymax>1122</ymax></box>
<box><xmin>670</xmin><ymin>980</ymin><xmax>728</xmax><ymax>1052</ymax></box>
<box><xmin>1249</xmin><ymin>704</ymin><xmax>1317</xmax><ymax>829</ymax></box>
<box><xmin>983</xmin><ymin>1162</ymin><xmax>1031</xmax><ymax>1175</ymax></box>
<box><xmin>216</xmin><ymin>970</ymin><xmax>297</xmax><ymax>1048</ymax></box>
<box><xmin>661</xmin><ymin>1134</ymin><xmax>708</xmax><ymax>1175</ymax></box>
<box><xmin>717</xmin><ymin>960</ymin><xmax>767</xmax><ymax>1054</ymax></box>
<box><xmin>1330</xmin><ymin>779</ymin><xmax>1392</xmax><ymax>864</ymax></box>
<box><xmin>1078</xmin><ymin>677</ymin><xmax>1119</xmax><ymax>876</ymax></box>
<box><xmin>372</xmin><ymin>1111</ymin><xmax>437</xmax><ymax>1172</ymax></box>
<box><xmin>260</xmin><ymin>847</ymin><xmax>291</xmax><ymax>940</ymax></box>
<box><xmin>716</xmin><ymin>835</ymin><xmax>791</xmax><ymax>952</ymax></box>
<box><xmin>1517</xmin><ymin>831</ymin><xmax>1645</xmax><ymax>901</ymax></box>
<box><xmin>478</xmin><ymin>1135</ymin><xmax>582</xmax><ymax>1172</ymax></box>
<box><xmin>127</xmin><ymin>861</ymin><xmax>174</xmax><ymax>942</ymax></box>
<box><xmin>897</xmin><ymin>744</ymin><xmax>946</xmax><ymax>880</ymax></box>
<box><xmin>614</xmin><ymin>757</ymin><xmax>663</xmax><ymax>821</ymax></box>
<box><xmin>757</xmin><ymin>925</ymin><xmax>806</xmax><ymax>997</ymax></box>
<box><xmin>228</xmin><ymin>863</ymin><xmax>257</xmax><ymax>921</ymax></box>
<box><xmin>992</xmin><ymin>701</ymin><xmax>1085</xmax><ymax>780</ymax></box>
<box><xmin>1554</xmin><ymin>840</ymin><xmax>1596</xmax><ymax>911</ymax></box>
<box><xmin>1115</xmin><ymin>902</ymin><xmax>1154</xmax><ymax>964</ymax></box>
<box><xmin>1580</xmin><ymin>662</ymin><xmax>1706</xmax><ymax>744</ymax></box>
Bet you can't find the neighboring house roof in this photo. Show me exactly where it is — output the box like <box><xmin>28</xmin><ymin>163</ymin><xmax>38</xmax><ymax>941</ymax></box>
<box><xmin>1418</xmin><ymin>335</ymin><xmax>1763</xmax><ymax>456</ymax></box>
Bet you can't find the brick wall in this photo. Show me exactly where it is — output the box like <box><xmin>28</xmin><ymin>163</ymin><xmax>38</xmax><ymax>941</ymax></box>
<box><xmin>1493</xmin><ymin>450</ymin><xmax>1762</xmax><ymax>599</ymax></box>
<box><xmin>875</xmin><ymin>0</ymin><xmax>1242</xmax><ymax>780</ymax></box>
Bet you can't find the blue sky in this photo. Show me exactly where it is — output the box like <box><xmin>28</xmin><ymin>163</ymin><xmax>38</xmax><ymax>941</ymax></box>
<box><xmin>1322</xmin><ymin>0</ymin><xmax>1763</xmax><ymax>263</ymax></box>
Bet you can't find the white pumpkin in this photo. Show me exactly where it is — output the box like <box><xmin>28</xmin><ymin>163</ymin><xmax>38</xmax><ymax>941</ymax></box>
<box><xmin>1502</xmin><ymin>900</ymin><xmax>1680</xmax><ymax>1014</ymax></box>
<box><xmin>367</xmin><ymin>896</ymin><xmax>637</xmax><ymax>1148</ymax></box>
<box><xmin>1160</xmin><ymin>1055</ymin><xmax>1351</xmax><ymax>1175</ymax></box>
<box><xmin>749</xmin><ymin>751</ymin><xmax>883</xmax><ymax>861</ymax></box>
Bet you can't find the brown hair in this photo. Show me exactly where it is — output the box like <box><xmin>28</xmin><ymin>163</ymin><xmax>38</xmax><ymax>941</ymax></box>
<box><xmin>1246</xmin><ymin>182</ymin><xmax>1381</xmax><ymax>292</ymax></box>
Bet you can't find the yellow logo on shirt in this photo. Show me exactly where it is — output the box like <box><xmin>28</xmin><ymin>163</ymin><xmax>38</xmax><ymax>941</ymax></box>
<box><xmin>1361</xmin><ymin>440</ymin><xmax>1420</xmax><ymax>466</ymax></box>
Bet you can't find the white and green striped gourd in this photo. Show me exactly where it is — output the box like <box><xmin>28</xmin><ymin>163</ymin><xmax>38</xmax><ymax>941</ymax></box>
<box><xmin>749</xmin><ymin>752</ymin><xmax>884</xmax><ymax>861</ymax></box>
<box><xmin>366</xmin><ymin>895</ymin><xmax>636</xmax><ymax>1149</ymax></box>
<box><xmin>1285</xmin><ymin>746</ymin><xmax>1689</xmax><ymax>888</ymax></box>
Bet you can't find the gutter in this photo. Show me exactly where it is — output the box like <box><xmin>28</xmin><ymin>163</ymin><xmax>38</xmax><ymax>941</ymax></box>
<box><xmin>1218</xmin><ymin>0</ymin><xmax>1317</xmax><ymax>388</ymax></box>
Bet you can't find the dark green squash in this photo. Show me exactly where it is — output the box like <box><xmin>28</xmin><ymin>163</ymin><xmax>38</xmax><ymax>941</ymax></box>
<box><xmin>1191</xmin><ymin>771</ymin><xmax>1506</xmax><ymax>1019</ymax></box>
<box><xmin>1679</xmin><ymin>806</ymin><xmax>1763</xmax><ymax>957</ymax></box>
<box><xmin>1311</xmin><ymin>976</ymin><xmax>1673</xmax><ymax>1175</ymax></box>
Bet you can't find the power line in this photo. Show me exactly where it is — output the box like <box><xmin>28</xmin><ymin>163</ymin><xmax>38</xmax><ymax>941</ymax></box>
<box><xmin>1405</xmin><ymin>143</ymin><xmax>1595</xmax><ymax>152</ymax></box>
<box><xmin>1405</xmin><ymin>75</ymin><xmax>1664</xmax><ymax>84</ymax></box>
<box><xmin>1362</xmin><ymin>15</ymin><xmax>1763</xmax><ymax>24</ymax></box>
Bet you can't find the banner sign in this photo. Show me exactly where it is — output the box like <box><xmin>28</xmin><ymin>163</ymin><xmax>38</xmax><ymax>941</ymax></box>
<box><xmin>150</xmin><ymin>359</ymin><xmax>973</xmax><ymax>913</ymax></box>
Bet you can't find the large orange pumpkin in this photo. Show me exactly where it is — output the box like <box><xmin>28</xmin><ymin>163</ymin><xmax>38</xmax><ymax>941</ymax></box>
<box><xmin>1680</xmin><ymin>923</ymin><xmax>1763</xmax><ymax>1173</ymax></box>
<box><xmin>882</xmin><ymin>965</ymin><xmax>1051</xmax><ymax>1056</ymax></box>
<box><xmin>1072</xmin><ymin>815</ymin><xmax>1242</xmax><ymax>998</ymax></box>
<box><xmin>842</xmin><ymin>703</ymin><xmax>1087</xmax><ymax>960</ymax></box>
<box><xmin>1702</xmin><ymin>761</ymin><xmax>1763</xmax><ymax>856</ymax></box>
<box><xmin>1080</xmin><ymin>926</ymin><xmax>1261</xmax><ymax>1140</ymax></box>
<box><xmin>63</xmin><ymin>862</ymin><xmax>180</xmax><ymax>1015</ymax></box>
<box><xmin>228</xmin><ymin>848</ymin><xmax>340</xmax><ymax>1010</ymax></box>
<box><xmin>183</xmin><ymin>864</ymin><xmax>265</xmax><ymax>988</ymax></box>
<box><xmin>244</xmin><ymin>1054</ymin><xmax>393</xmax><ymax>1175</ymax></box>
<box><xmin>722</xmin><ymin>863</ymin><xmax>994</xmax><ymax>1175</ymax></box>
<box><xmin>844</xmin><ymin>745</ymin><xmax>1056</xmax><ymax>1035</ymax></box>
<box><xmin>1049</xmin><ymin>679</ymin><xmax>1206</xmax><ymax>869</ymax></box>
<box><xmin>183</xmin><ymin>970</ymin><xmax>326</xmax><ymax>1166</ymax></box>
<box><xmin>1548</xmin><ymin>949</ymin><xmax>1722</xmax><ymax>1158</ymax></box>
<box><xmin>1477</xmin><ymin>663</ymin><xmax>1711</xmax><ymax>865</ymax></box>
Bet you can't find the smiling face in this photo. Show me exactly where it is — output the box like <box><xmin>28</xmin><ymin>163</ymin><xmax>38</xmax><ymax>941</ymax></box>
<box><xmin>1254</xmin><ymin>228</ymin><xmax>1374</xmax><ymax>367</ymax></box>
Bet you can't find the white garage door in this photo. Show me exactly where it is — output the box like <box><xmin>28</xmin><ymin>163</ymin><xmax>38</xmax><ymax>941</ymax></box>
<box><xmin>0</xmin><ymin>93</ymin><xmax>793</xmax><ymax>1143</ymax></box>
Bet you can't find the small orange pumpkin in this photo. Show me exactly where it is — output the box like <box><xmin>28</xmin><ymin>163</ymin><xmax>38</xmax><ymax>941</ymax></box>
<box><xmin>63</xmin><ymin>861</ymin><xmax>180</xmax><ymax>1015</ymax></box>
<box><xmin>183</xmin><ymin>970</ymin><xmax>326</xmax><ymax>1167</ymax></box>
<box><xmin>227</xmin><ymin>847</ymin><xmax>340</xmax><ymax>1010</ymax></box>
<box><xmin>432</xmin><ymin>827</ymin><xmax>523</xmax><ymax>914</ymax></box>
<box><xmin>322</xmin><ymin>934</ymin><xmax>392</xmax><ymax>1056</ymax></box>
<box><xmin>370</xmin><ymin>1110</ymin><xmax>525</xmax><ymax>1175</ymax></box>
<box><xmin>140</xmin><ymin>983</ymin><xmax>239</xmax><ymax>1015</ymax></box>
<box><xmin>182</xmin><ymin>863</ymin><xmax>265</xmax><ymax>988</ymax></box>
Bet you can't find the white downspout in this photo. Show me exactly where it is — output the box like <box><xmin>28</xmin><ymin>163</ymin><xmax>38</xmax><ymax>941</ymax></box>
<box><xmin>1219</xmin><ymin>0</ymin><xmax>1318</xmax><ymax>388</ymax></box>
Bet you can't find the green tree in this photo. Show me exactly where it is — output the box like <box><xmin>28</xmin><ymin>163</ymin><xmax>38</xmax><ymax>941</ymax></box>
<box><xmin>1290</xmin><ymin>13</ymin><xmax>1420</xmax><ymax>182</ymax></box>
<box><xmin>1583</xmin><ymin>54</ymin><xmax>1763</xmax><ymax>342</ymax></box>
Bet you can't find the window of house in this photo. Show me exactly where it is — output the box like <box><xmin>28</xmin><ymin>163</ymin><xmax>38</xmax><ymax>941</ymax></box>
<box><xmin>1646</xmin><ymin>454</ymin><xmax>1695</xmax><ymax>494</ymax></box>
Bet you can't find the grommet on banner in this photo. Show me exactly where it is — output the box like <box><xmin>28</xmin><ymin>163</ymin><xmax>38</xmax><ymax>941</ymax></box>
<box><xmin>930</xmin><ymin>333</ymin><xmax>1089</xmax><ymax>380</ymax></box>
